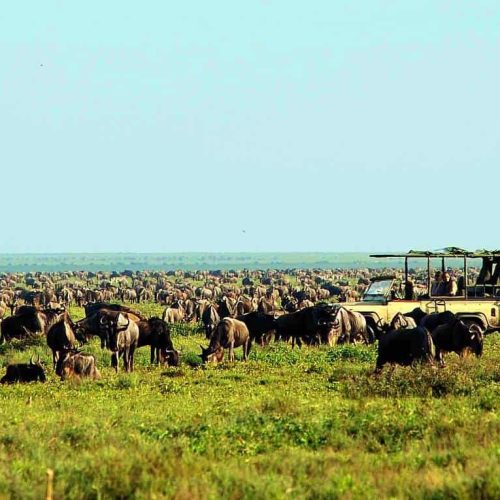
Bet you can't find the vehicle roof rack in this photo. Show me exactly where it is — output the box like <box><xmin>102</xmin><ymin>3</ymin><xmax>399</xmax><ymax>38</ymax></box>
<box><xmin>370</xmin><ymin>247</ymin><xmax>500</xmax><ymax>259</ymax></box>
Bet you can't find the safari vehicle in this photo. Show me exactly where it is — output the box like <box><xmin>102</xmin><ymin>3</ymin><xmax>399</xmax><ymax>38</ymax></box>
<box><xmin>345</xmin><ymin>248</ymin><xmax>500</xmax><ymax>334</ymax></box>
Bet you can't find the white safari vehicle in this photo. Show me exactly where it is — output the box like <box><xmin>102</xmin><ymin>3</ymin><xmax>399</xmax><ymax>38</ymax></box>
<box><xmin>344</xmin><ymin>248</ymin><xmax>500</xmax><ymax>334</ymax></box>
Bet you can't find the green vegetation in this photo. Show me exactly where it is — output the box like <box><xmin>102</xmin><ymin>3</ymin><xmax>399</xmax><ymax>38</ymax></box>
<box><xmin>0</xmin><ymin>303</ymin><xmax>498</xmax><ymax>498</ymax></box>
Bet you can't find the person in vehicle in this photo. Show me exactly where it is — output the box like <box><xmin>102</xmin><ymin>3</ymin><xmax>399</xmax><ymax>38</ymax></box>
<box><xmin>404</xmin><ymin>277</ymin><xmax>416</xmax><ymax>300</ymax></box>
<box><xmin>437</xmin><ymin>271</ymin><xmax>457</xmax><ymax>296</ymax></box>
<box><xmin>431</xmin><ymin>271</ymin><xmax>442</xmax><ymax>295</ymax></box>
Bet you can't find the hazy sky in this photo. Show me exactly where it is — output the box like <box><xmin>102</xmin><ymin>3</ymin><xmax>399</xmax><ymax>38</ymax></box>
<box><xmin>1</xmin><ymin>1</ymin><xmax>499</xmax><ymax>253</ymax></box>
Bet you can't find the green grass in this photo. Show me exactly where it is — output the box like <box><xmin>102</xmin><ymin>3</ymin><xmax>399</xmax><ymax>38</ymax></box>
<box><xmin>0</xmin><ymin>306</ymin><xmax>499</xmax><ymax>499</ymax></box>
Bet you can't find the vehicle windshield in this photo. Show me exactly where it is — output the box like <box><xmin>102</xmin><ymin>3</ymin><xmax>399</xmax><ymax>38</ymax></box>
<box><xmin>363</xmin><ymin>279</ymin><xmax>394</xmax><ymax>301</ymax></box>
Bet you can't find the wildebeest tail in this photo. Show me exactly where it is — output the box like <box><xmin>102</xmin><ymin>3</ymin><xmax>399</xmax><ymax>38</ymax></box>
<box><xmin>424</xmin><ymin>328</ymin><xmax>435</xmax><ymax>359</ymax></box>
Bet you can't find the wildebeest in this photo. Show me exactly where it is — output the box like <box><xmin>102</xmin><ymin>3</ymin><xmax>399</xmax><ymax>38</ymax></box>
<box><xmin>1</xmin><ymin>355</ymin><xmax>46</xmax><ymax>383</ymax></box>
<box><xmin>257</xmin><ymin>297</ymin><xmax>275</xmax><ymax>314</ymax></box>
<box><xmin>74</xmin><ymin>311</ymin><xmax>110</xmax><ymax>348</ymax></box>
<box><xmin>201</xmin><ymin>317</ymin><xmax>251</xmax><ymax>363</ymax></box>
<box><xmin>375</xmin><ymin>327</ymin><xmax>435</xmax><ymax>372</ymax></box>
<box><xmin>47</xmin><ymin>313</ymin><xmax>85</xmax><ymax>370</ymax></box>
<box><xmin>162</xmin><ymin>302</ymin><xmax>185</xmax><ymax>324</ymax></box>
<box><xmin>389</xmin><ymin>312</ymin><xmax>417</xmax><ymax>331</ymax></box>
<box><xmin>404</xmin><ymin>307</ymin><xmax>427</xmax><ymax>326</ymax></box>
<box><xmin>75</xmin><ymin>307</ymin><xmax>140</xmax><ymax>349</ymax></box>
<box><xmin>235</xmin><ymin>295</ymin><xmax>256</xmax><ymax>315</ymax></box>
<box><xmin>0</xmin><ymin>306</ymin><xmax>65</xmax><ymax>342</ymax></box>
<box><xmin>420</xmin><ymin>311</ymin><xmax>456</xmax><ymax>332</ymax></box>
<box><xmin>236</xmin><ymin>311</ymin><xmax>276</xmax><ymax>346</ymax></box>
<box><xmin>432</xmin><ymin>320</ymin><xmax>484</xmax><ymax>366</ymax></box>
<box><xmin>326</xmin><ymin>306</ymin><xmax>371</xmax><ymax>345</ymax></box>
<box><xmin>201</xmin><ymin>303</ymin><xmax>220</xmax><ymax>339</ymax></box>
<box><xmin>84</xmin><ymin>302</ymin><xmax>145</xmax><ymax>321</ymax></box>
<box><xmin>217</xmin><ymin>296</ymin><xmax>236</xmax><ymax>319</ymax></box>
<box><xmin>274</xmin><ymin>305</ymin><xmax>335</xmax><ymax>347</ymax></box>
<box><xmin>136</xmin><ymin>317</ymin><xmax>180</xmax><ymax>365</ymax></box>
<box><xmin>100</xmin><ymin>313</ymin><xmax>140</xmax><ymax>372</ymax></box>
<box><xmin>56</xmin><ymin>350</ymin><xmax>101</xmax><ymax>380</ymax></box>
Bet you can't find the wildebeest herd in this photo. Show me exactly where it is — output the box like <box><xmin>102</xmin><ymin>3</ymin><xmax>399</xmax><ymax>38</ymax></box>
<box><xmin>0</xmin><ymin>267</ymin><xmax>487</xmax><ymax>383</ymax></box>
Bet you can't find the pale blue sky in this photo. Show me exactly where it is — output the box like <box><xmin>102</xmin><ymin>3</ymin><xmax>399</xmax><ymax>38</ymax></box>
<box><xmin>1</xmin><ymin>1</ymin><xmax>499</xmax><ymax>252</ymax></box>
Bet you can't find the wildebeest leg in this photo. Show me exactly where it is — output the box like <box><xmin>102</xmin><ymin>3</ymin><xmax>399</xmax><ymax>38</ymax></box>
<box><xmin>374</xmin><ymin>356</ymin><xmax>384</xmax><ymax>374</ymax></box>
<box><xmin>111</xmin><ymin>352</ymin><xmax>119</xmax><ymax>372</ymax></box>
<box><xmin>436</xmin><ymin>349</ymin><xmax>445</xmax><ymax>367</ymax></box>
<box><xmin>150</xmin><ymin>345</ymin><xmax>155</xmax><ymax>364</ymax></box>
<box><xmin>129</xmin><ymin>347</ymin><xmax>136</xmax><ymax>372</ymax></box>
<box><xmin>123</xmin><ymin>348</ymin><xmax>130</xmax><ymax>372</ymax></box>
<box><xmin>243</xmin><ymin>339</ymin><xmax>251</xmax><ymax>361</ymax></box>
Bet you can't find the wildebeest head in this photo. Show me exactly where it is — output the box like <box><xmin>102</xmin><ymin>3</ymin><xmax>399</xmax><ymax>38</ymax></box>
<box><xmin>100</xmin><ymin>313</ymin><xmax>129</xmax><ymax>352</ymax></box>
<box><xmin>200</xmin><ymin>344</ymin><xmax>223</xmax><ymax>364</ymax></box>
<box><xmin>161</xmin><ymin>349</ymin><xmax>181</xmax><ymax>366</ymax></box>
<box><xmin>317</xmin><ymin>305</ymin><xmax>338</xmax><ymax>329</ymax></box>
<box><xmin>74</xmin><ymin>317</ymin><xmax>96</xmax><ymax>343</ymax></box>
<box><xmin>30</xmin><ymin>354</ymin><xmax>47</xmax><ymax>382</ymax></box>
<box><xmin>467</xmin><ymin>323</ymin><xmax>484</xmax><ymax>357</ymax></box>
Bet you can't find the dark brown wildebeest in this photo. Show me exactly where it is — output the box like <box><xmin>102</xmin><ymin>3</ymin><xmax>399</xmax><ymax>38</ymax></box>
<box><xmin>431</xmin><ymin>320</ymin><xmax>484</xmax><ymax>366</ymax></box>
<box><xmin>281</xmin><ymin>297</ymin><xmax>299</xmax><ymax>313</ymax></box>
<box><xmin>274</xmin><ymin>305</ymin><xmax>335</xmax><ymax>347</ymax></box>
<box><xmin>236</xmin><ymin>311</ymin><xmax>276</xmax><ymax>346</ymax></box>
<box><xmin>201</xmin><ymin>317</ymin><xmax>251</xmax><ymax>363</ymax></box>
<box><xmin>420</xmin><ymin>311</ymin><xmax>456</xmax><ymax>332</ymax></box>
<box><xmin>56</xmin><ymin>350</ymin><xmax>101</xmax><ymax>380</ymax></box>
<box><xmin>136</xmin><ymin>317</ymin><xmax>180</xmax><ymax>366</ymax></box>
<box><xmin>375</xmin><ymin>327</ymin><xmax>435</xmax><ymax>372</ymax></box>
<box><xmin>84</xmin><ymin>302</ymin><xmax>145</xmax><ymax>321</ymax></box>
<box><xmin>201</xmin><ymin>303</ymin><xmax>220</xmax><ymax>339</ymax></box>
<box><xmin>217</xmin><ymin>296</ymin><xmax>236</xmax><ymax>319</ymax></box>
<box><xmin>0</xmin><ymin>307</ymin><xmax>65</xmax><ymax>342</ymax></box>
<box><xmin>404</xmin><ymin>307</ymin><xmax>427</xmax><ymax>326</ymax></box>
<box><xmin>47</xmin><ymin>313</ymin><xmax>85</xmax><ymax>370</ymax></box>
<box><xmin>1</xmin><ymin>355</ymin><xmax>46</xmax><ymax>383</ymax></box>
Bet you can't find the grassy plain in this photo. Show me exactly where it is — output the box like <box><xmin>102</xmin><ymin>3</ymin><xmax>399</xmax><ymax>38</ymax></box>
<box><xmin>0</xmin><ymin>302</ymin><xmax>499</xmax><ymax>499</ymax></box>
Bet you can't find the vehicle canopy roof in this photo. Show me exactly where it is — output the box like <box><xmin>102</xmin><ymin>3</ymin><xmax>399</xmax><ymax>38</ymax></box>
<box><xmin>371</xmin><ymin>247</ymin><xmax>500</xmax><ymax>259</ymax></box>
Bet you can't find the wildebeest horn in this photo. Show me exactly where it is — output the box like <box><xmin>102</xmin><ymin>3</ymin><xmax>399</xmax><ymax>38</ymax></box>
<box><xmin>99</xmin><ymin>316</ymin><xmax>107</xmax><ymax>325</ymax></box>
<box><xmin>30</xmin><ymin>354</ymin><xmax>35</xmax><ymax>365</ymax></box>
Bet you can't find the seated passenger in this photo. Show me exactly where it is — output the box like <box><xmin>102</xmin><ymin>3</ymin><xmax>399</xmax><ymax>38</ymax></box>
<box><xmin>431</xmin><ymin>271</ymin><xmax>442</xmax><ymax>296</ymax></box>
<box><xmin>404</xmin><ymin>278</ymin><xmax>416</xmax><ymax>300</ymax></box>
<box><xmin>437</xmin><ymin>272</ymin><xmax>457</xmax><ymax>296</ymax></box>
